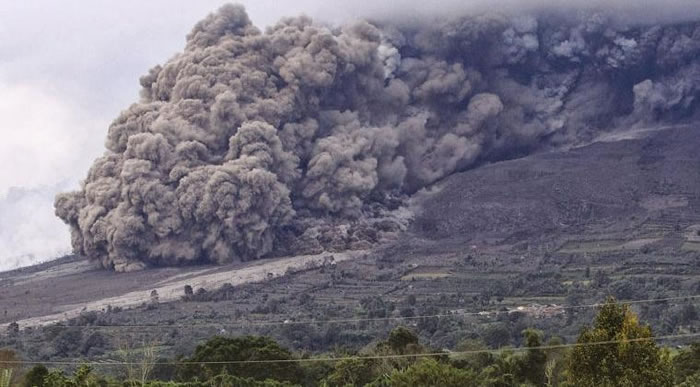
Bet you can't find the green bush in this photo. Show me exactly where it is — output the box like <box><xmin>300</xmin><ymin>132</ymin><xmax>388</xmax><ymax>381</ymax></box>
<box><xmin>567</xmin><ymin>298</ymin><xmax>673</xmax><ymax>387</ymax></box>
<box><xmin>177</xmin><ymin>336</ymin><xmax>304</xmax><ymax>384</ymax></box>
<box><xmin>21</xmin><ymin>365</ymin><xmax>48</xmax><ymax>387</ymax></box>
<box><xmin>367</xmin><ymin>358</ymin><xmax>478</xmax><ymax>387</ymax></box>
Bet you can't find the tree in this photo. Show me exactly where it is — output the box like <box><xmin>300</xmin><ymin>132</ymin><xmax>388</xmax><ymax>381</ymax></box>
<box><xmin>51</xmin><ymin>328</ymin><xmax>83</xmax><ymax>357</ymax></box>
<box><xmin>517</xmin><ymin>328</ymin><xmax>546</xmax><ymax>386</ymax></box>
<box><xmin>150</xmin><ymin>290</ymin><xmax>159</xmax><ymax>304</ymax></box>
<box><xmin>452</xmin><ymin>339</ymin><xmax>494</xmax><ymax>371</ymax></box>
<box><xmin>41</xmin><ymin>365</ymin><xmax>108</xmax><ymax>387</ymax></box>
<box><xmin>673</xmin><ymin>342</ymin><xmax>700</xmax><ymax>385</ymax></box>
<box><xmin>323</xmin><ymin>358</ymin><xmax>377</xmax><ymax>387</ymax></box>
<box><xmin>119</xmin><ymin>340</ymin><xmax>157</xmax><ymax>387</ymax></box>
<box><xmin>479</xmin><ymin>351</ymin><xmax>519</xmax><ymax>386</ymax></box>
<box><xmin>543</xmin><ymin>336</ymin><xmax>567</xmax><ymax>387</ymax></box>
<box><xmin>81</xmin><ymin>332</ymin><xmax>108</xmax><ymax>356</ymax></box>
<box><xmin>385</xmin><ymin>326</ymin><xmax>420</xmax><ymax>354</ymax></box>
<box><xmin>198</xmin><ymin>374</ymin><xmax>298</xmax><ymax>386</ymax></box>
<box><xmin>367</xmin><ymin>358</ymin><xmax>478</xmax><ymax>387</ymax></box>
<box><xmin>481</xmin><ymin>323</ymin><xmax>511</xmax><ymax>348</ymax></box>
<box><xmin>21</xmin><ymin>365</ymin><xmax>48</xmax><ymax>387</ymax></box>
<box><xmin>676</xmin><ymin>373</ymin><xmax>700</xmax><ymax>387</ymax></box>
<box><xmin>325</xmin><ymin>327</ymin><xmax>431</xmax><ymax>386</ymax></box>
<box><xmin>178</xmin><ymin>336</ymin><xmax>304</xmax><ymax>384</ymax></box>
<box><xmin>6</xmin><ymin>322</ymin><xmax>18</xmax><ymax>336</ymax></box>
<box><xmin>567</xmin><ymin>297</ymin><xmax>673</xmax><ymax>387</ymax></box>
<box><xmin>360</xmin><ymin>296</ymin><xmax>389</xmax><ymax>318</ymax></box>
<box><xmin>183</xmin><ymin>285</ymin><xmax>194</xmax><ymax>300</ymax></box>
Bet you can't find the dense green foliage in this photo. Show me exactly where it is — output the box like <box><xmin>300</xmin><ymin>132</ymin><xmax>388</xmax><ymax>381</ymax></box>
<box><xmin>12</xmin><ymin>299</ymin><xmax>698</xmax><ymax>386</ymax></box>
<box><xmin>27</xmin><ymin>365</ymin><xmax>297</xmax><ymax>387</ymax></box>
<box><xmin>4</xmin><ymin>260</ymin><xmax>696</xmax><ymax>370</ymax></box>
<box><xmin>567</xmin><ymin>298</ymin><xmax>674</xmax><ymax>387</ymax></box>
<box><xmin>366</xmin><ymin>358</ymin><xmax>478</xmax><ymax>387</ymax></box>
<box><xmin>41</xmin><ymin>365</ymin><xmax>108</xmax><ymax>387</ymax></box>
<box><xmin>178</xmin><ymin>336</ymin><xmax>304</xmax><ymax>384</ymax></box>
<box><xmin>21</xmin><ymin>365</ymin><xmax>48</xmax><ymax>387</ymax></box>
<box><xmin>673</xmin><ymin>343</ymin><xmax>700</xmax><ymax>386</ymax></box>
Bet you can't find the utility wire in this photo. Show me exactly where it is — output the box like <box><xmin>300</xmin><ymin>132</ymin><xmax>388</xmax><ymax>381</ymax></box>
<box><xmin>1</xmin><ymin>332</ymin><xmax>699</xmax><ymax>366</ymax></box>
<box><xmin>10</xmin><ymin>294</ymin><xmax>699</xmax><ymax>330</ymax></box>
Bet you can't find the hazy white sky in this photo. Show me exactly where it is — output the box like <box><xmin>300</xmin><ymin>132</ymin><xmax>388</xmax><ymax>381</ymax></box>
<box><xmin>0</xmin><ymin>0</ymin><xmax>329</xmax><ymax>269</ymax></box>
<box><xmin>1</xmin><ymin>0</ymin><xmax>700</xmax><ymax>271</ymax></box>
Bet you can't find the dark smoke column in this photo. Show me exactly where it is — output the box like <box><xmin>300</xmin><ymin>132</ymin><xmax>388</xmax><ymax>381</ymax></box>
<box><xmin>56</xmin><ymin>4</ymin><xmax>700</xmax><ymax>271</ymax></box>
<box><xmin>54</xmin><ymin>4</ymin><xmax>401</xmax><ymax>271</ymax></box>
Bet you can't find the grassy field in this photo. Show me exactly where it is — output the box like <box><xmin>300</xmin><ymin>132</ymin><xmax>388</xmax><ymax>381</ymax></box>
<box><xmin>558</xmin><ymin>238</ymin><xmax>659</xmax><ymax>254</ymax></box>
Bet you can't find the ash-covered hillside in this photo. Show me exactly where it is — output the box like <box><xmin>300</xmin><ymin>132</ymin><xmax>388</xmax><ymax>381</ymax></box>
<box><xmin>5</xmin><ymin>123</ymin><xmax>699</xmax><ymax>353</ymax></box>
<box><xmin>411</xmin><ymin>124</ymin><xmax>700</xmax><ymax>247</ymax></box>
<box><xmin>55</xmin><ymin>3</ymin><xmax>700</xmax><ymax>271</ymax></box>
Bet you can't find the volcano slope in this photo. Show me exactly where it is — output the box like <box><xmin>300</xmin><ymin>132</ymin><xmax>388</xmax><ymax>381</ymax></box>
<box><xmin>2</xmin><ymin>124</ymin><xmax>698</xmax><ymax>361</ymax></box>
<box><xmin>410</xmin><ymin>123</ymin><xmax>700</xmax><ymax>253</ymax></box>
<box><xmin>52</xmin><ymin>3</ymin><xmax>700</xmax><ymax>273</ymax></box>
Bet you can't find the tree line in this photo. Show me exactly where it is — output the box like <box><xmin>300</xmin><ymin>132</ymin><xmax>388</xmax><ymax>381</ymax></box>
<box><xmin>3</xmin><ymin>298</ymin><xmax>699</xmax><ymax>386</ymax></box>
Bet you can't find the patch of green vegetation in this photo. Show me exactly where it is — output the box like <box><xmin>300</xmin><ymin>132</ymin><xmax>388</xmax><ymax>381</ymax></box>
<box><xmin>13</xmin><ymin>300</ymin><xmax>694</xmax><ymax>387</ymax></box>
<box><xmin>400</xmin><ymin>273</ymin><xmax>452</xmax><ymax>280</ymax></box>
<box><xmin>681</xmin><ymin>242</ymin><xmax>700</xmax><ymax>252</ymax></box>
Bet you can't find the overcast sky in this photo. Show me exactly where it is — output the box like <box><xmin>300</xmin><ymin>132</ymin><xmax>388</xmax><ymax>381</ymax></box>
<box><xmin>2</xmin><ymin>0</ymin><xmax>700</xmax><ymax>271</ymax></box>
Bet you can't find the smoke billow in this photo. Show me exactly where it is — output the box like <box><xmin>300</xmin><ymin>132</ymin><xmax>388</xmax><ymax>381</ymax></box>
<box><xmin>55</xmin><ymin>3</ymin><xmax>700</xmax><ymax>271</ymax></box>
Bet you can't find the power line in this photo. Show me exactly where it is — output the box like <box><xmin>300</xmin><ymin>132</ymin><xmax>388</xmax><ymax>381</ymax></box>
<box><xmin>10</xmin><ymin>294</ymin><xmax>699</xmax><ymax>330</ymax></box>
<box><xmin>1</xmin><ymin>332</ymin><xmax>698</xmax><ymax>366</ymax></box>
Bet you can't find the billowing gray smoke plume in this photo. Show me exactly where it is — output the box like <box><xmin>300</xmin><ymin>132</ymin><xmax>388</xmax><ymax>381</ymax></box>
<box><xmin>56</xmin><ymin>3</ymin><xmax>700</xmax><ymax>271</ymax></box>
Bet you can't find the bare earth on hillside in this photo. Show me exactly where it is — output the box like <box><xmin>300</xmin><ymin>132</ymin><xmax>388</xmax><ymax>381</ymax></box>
<box><xmin>0</xmin><ymin>250</ymin><xmax>364</xmax><ymax>327</ymax></box>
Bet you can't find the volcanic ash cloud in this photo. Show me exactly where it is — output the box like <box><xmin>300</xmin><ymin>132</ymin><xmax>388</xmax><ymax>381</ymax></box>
<box><xmin>55</xmin><ymin>4</ymin><xmax>700</xmax><ymax>271</ymax></box>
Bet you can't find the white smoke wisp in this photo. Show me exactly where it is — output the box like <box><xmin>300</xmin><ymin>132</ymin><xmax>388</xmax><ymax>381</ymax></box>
<box><xmin>54</xmin><ymin>3</ymin><xmax>700</xmax><ymax>271</ymax></box>
<box><xmin>0</xmin><ymin>186</ymin><xmax>73</xmax><ymax>271</ymax></box>
<box><xmin>0</xmin><ymin>81</ymin><xmax>103</xmax><ymax>272</ymax></box>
